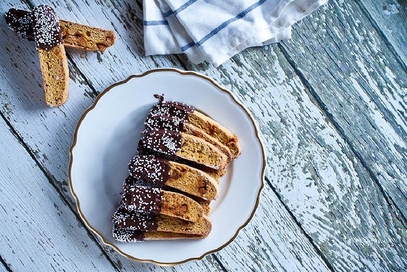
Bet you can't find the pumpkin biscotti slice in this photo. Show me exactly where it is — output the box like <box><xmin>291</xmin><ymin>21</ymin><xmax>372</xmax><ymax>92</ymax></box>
<box><xmin>5</xmin><ymin>8</ymin><xmax>115</xmax><ymax>52</ymax></box>
<box><xmin>59</xmin><ymin>20</ymin><xmax>115</xmax><ymax>52</ymax></box>
<box><xmin>144</xmin><ymin>110</ymin><xmax>233</xmax><ymax>163</ymax></box>
<box><xmin>147</xmin><ymin>95</ymin><xmax>241</xmax><ymax>159</ymax></box>
<box><xmin>112</xmin><ymin>227</ymin><xmax>207</xmax><ymax>242</ymax></box>
<box><xmin>32</xmin><ymin>5</ymin><xmax>69</xmax><ymax>107</ymax></box>
<box><xmin>138</xmin><ymin>128</ymin><xmax>229</xmax><ymax>172</ymax></box>
<box><xmin>112</xmin><ymin>208</ymin><xmax>212</xmax><ymax>240</ymax></box>
<box><xmin>128</xmin><ymin>155</ymin><xmax>219</xmax><ymax>201</ymax></box>
<box><xmin>124</xmin><ymin>175</ymin><xmax>213</xmax><ymax>216</ymax></box>
<box><xmin>121</xmin><ymin>184</ymin><xmax>204</xmax><ymax>223</ymax></box>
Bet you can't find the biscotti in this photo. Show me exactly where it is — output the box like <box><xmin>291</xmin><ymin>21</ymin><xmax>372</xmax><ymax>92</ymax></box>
<box><xmin>5</xmin><ymin>8</ymin><xmax>115</xmax><ymax>52</ymax></box>
<box><xmin>138</xmin><ymin>128</ymin><xmax>229</xmax><ymax>171</ymax></box>
<box><xmin>32</xmin><ymin>5</ymin><xmax>69</xmax><ymax>107</ymax></box>
<box><xmin>147</xmin><ymin>96</ymin><xmax>241</xmax><ymax>159</ymax></box>
<box><xmin>128</xmin><ymin>155</ymin><xmax>219</xmax><ymax>200</ymax></box>
<box><xmin>112</xmin><ymin>207</ymin><xmax>211</xmax><ymax>236</ymax></box>
<box><xmin>121</xmin><ymin>183</ymin><xmax>204</xmax><ymax>223</ymax></box>
<box><xmin>5</xmin><ymin>6</ymin><xmax>115</xmax><ymax>107</ymax></box>
<box><xmin>112</xmin><ymin>227</ymin><xmax>207</xmax><ymax>242</ymax></box>
<box><xmin>37</xmin><ymin>45</ymin><xmax>69</xmax><ymax>106</ymax></box>
<box><xmin>112</xmin><ymin>96</ymin><xmax>241</xmax><ymax>242</ymax></box>
<box><xmin>5</xmin><ymin>9</ymin><xmax>34</xmax><ymax>41</ymax></box>
<box><xmin>125</xmin><ymin>175</ymin><xmax>212</xmax><ymax>216</ymax></box>
<box><xmin>59</xmin><ymin>20</ymin><xmax>115</xmax><ymax>52</ymax></box>
<box><xmin>145</xmin><ymin>112</ymin><xmax>233</xmax><ymax>162</ymax></box>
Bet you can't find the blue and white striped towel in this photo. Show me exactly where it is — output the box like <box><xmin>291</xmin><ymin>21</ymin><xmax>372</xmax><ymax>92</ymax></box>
<box><xmin>143</xmin><ymin>0</ymin><xmax>328</xmax><ymax>66</ymax></box>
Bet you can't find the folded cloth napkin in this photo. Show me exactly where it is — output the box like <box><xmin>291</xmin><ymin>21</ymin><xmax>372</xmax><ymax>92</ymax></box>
<box><xmin>143</xmin><ymin>0</ymin><xmax>328</xmax><ymax>66</ymax></box>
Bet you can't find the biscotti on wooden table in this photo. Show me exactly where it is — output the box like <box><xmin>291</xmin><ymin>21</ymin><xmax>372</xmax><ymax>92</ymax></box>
<box><xmin>5</xmin><ymin>6</ymin><xmax>115</xmax><ymax>106</ymax></box>
<box><xmin>59</xmin><ymin>20</ymin><xmax>115</xmax><ymax>52</ymax></box>
<box><xmin>5</xmin><ymin>8</ymin><xmax>115</xmax><ymax>52</ymax></box>
<box><xmin>31</xmin><ymin>5</ymin><xmax>69</xmax><ymax>107</ymax></box>
<box><xmin>112</xmin><ymin>96</ymin><xmax>241</xmax><ymax>242</ymax></box>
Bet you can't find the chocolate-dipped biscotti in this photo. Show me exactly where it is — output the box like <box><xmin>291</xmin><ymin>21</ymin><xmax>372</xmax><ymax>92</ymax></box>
<box><xmin>120</xmin><ymin>183</ymin><xmax>204</xmax><ymax>223</ymax></box>
<box><xmin>145</xmin><ymin>96</ymin><xmax>241</xmax><ymax>160</ymax></box>
<box><xmin>112</xmin><ymin>96</ymin><xmax>241</xmax><ymax>242</ymax></box>
<box><xmin>129</xmin><ymin>155</ymin><xmax>219</xmax><ymax>201</ymax></box>
<box><xmin>32</xmin><ymin>5</ymin><xmax>69</xmax><ymax>107</ymax></box>
<box><xmin>112</xmin><ymin>208</ymin><xmax>212</xmax><ymax>238</ymax></box>
<box><xmin>5</xmin><ymin>6</ymin><xmax>115</xmax><ymax>106</ymax></box>
<box><xmin>5</xmin><ymin>8</ymin><xmax>115</xmax><ymax>52</ymax></box>
<box><xmin>138</xmin><ymin>128</ymin><xmax>229</xmax><ymax>172</ymax></box>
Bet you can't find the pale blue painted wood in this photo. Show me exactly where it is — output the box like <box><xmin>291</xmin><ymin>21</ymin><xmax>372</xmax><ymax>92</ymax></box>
<box><xmin>0</xmin><ymin>116</ymin><xmax>117</xmax><ymax>271</ymax></box>
<box><xmin>0</xmin><ymin>0</ymin><xmax>406</xmax><ymax>271</ymax></box>
<box><xmin>362</xmin><ymin>0</ymin><xmax>407</xmax><ymax>66</ymax></box>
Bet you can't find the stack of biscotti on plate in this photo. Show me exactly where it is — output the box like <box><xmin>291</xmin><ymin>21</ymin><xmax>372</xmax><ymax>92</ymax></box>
<box><xmin>5</xmin><ymin>6</ymin><xmax>115</xmax><ymax>106</ymax></box>
<box><xmin>112</xmin><ymin>95</ymin><xmax>241</xmax><ymax>242</ymax></box>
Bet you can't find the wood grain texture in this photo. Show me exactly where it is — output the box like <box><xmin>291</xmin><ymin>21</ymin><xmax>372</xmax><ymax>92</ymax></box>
<box><xmin>0</xmin><ymin>117</ymin><xmax>117</xmax><ymax>271</ymax></box>
<box><xmin>272</xmin><ymin>1</ymin><xmax>407</xmax><ymax>270</ymax></box>
<box><xmin>0</xmin><ymin>264</ymin><xmax>7</xmax><ymax>272</ymax></box>
<box><xmin>279</xmin><ymin>1</ymin><xmax>407</xmax><ymax>214</ymax></box>
<box><xmin>361</xmin><ymin>0</ymin><xmax>407</xmax><ymax>66</ymax></box>
<box><xmin>1</xmin><ymin>0</ymin><xmax>406</xmax><ymax>271</ymax></box>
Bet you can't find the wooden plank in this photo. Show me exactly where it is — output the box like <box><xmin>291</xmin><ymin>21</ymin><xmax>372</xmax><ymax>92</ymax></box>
<box><xmin>360</xmin><ymin>0</ymin><xmax>407</xmax><ymax>66</ymax></box>
<box><xmin>0</xmin><ymin>117</ymin><xmax>118</xmax><ymax>271</ymax></box>
<box><xmin>0</xmin><ymin>263</ymin><xmax>8</xmax><ymax>272</ymax></box>
<box><xmin>281</xmin><ymin>0</ymin><xmax>407</xmax><ymax>214</ymax></box>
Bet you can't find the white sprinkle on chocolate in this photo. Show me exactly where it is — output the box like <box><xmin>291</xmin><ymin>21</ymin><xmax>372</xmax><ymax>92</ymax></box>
<box><xmin>5</xmin><ymin>9</ymin><xmax>34</xmax><ymax>40</ymax></box>
<box><xmin>122</xmin><ymin>184</ymin><xmax>162</xmax><ymax>213</ymax></box>
<box><xmin>32</xmin><ymin>5</ymin><xmax>62</xmax><ymax>50</ymax></box>
<box><xmin>139</xmin><ymin>129</ymin><xmax>182</xmax><ymax>157</ymax></box>
<box><xmin>128</xmin><ymin>155</ymin><xmax>170</xmax><ymax>186</ymax></box>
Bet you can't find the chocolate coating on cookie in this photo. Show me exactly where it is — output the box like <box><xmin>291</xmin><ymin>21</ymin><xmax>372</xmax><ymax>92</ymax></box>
<box><xmin>32</xmin><ymin>5</ymin><xmax>62</xmax><ymax>50</ymax></box>
<box><xmin>148</xmin><ymin>99</ymin><xmax>194</xmax><ymax>122</ymax></box>
<box><xmin>5</xmin><ymin>8</ymin><xmax>34</xmax><ymax>40</ymax></box>
<box><xmin>112</xmin><ymin>227</ymin><xmax>145</xmax><ymax>242</ymax></box>
<box><xmin>123</xmin><ymin>176</ymin><xmax>152</xmax><ymax>188</ymax></box>
<box><xmin>128</xmin><ymin>155</ymin><xmax>171</xmax><ymax>187</ymax></box>
<box><xmin>112</xmin><ymin>207</ymin><xmax>158</xmax><ymax>232</ymax></box>
<box><xmin>144</xmin><ymin>114</ymin><xmax>185</xmax><ymax>132</ymax></box>
<box><xmin>139</xmin><ymin>129</ymin><xmax>182</xmax><ymax>157</ymax></box>
<box><xmin>144</xmin><ymin>98</ymin><xmax>194</xmax><ymax>134</ymax></box>
<box><xmin>121</xmin><ymin>184</ymin><xmax>163</xmax><ymax>214</ymax></box>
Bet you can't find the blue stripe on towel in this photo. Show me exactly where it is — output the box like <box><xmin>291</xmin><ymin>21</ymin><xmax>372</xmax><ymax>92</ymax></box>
<box><xmin>163</xmin><ymin>9</ymin><xmax>174</xmax><ymax>17</ymax></box>
<box><xmin>181</xmin><ymin>0</ymin><xmax>267</xmax><ymax>51</ymax></box>
<box><xmin>181</xmin><ymin>41</ymin><xmax>196</xmax><ymax>52</ymax></box>
<box><xmin>144</xmin><ymin>20</ymin><xmax>169</xmax><ymax>26</ymax></box>
<box><xmin>164</xmin><ymin>0</ymin><xmax>198</xmax><ymax>17</ymax></box>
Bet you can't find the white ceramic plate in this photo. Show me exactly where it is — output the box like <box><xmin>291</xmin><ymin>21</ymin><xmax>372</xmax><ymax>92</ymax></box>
<box><xmin>69</xmin><ymin>68</ymin><xmax>265</xmax><ymax>265</ymax></box>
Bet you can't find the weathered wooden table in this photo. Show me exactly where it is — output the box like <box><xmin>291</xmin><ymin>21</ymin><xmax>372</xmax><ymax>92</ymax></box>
<box><xmin>1</xmin><ymin>0</ymin><xmax>406</xmax><ymax>271</ymax></box>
